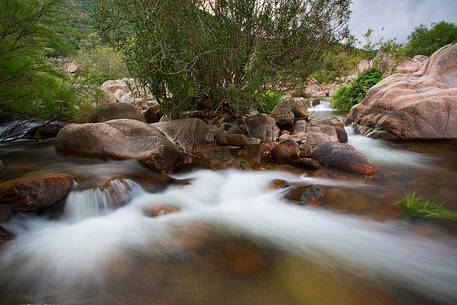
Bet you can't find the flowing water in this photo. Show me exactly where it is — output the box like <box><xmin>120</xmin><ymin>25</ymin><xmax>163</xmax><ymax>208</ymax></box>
<box><xmin>0</xmin><ymin>114</ymin><xmax>457</xmax><ymax>304</ymax></box>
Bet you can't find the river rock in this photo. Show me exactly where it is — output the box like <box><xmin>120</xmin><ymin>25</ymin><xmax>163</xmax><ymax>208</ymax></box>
<box><xmin>214</xmin><ymin>132</ymin><xmax>260</xmax><ymax>147</ymax></box>
<box><xmin>292</xmin><ymin>120</ymin><xmax>308</xmax><ymax>135</ymax></box>
<box><xmin>0</xmin><ymin>225</ymin><xmax>13</xmax><ymax>246</ymax></box>
<box><xmin>243</xmin><ymin>114</ymin><xmax>280</xmax><ymax>142</ymax></box>
<box><xmin>56</xmin><ymin>119</ymin><xmax>186</xmax><ymax>172</ymax></box>
<box><xmin>27</xmin><ymin>121</ymin><xmax>66</xmax><ymax>139</ymax></box>
<box><xmin>152</xmin><ymin>118</ymin><xmax>211</xmax><ymax>153</ymax></box>
<box><xmin>271</xmin><ymin>100</ymin><xmax>294</xmax><ymax>129</ymax></box>
<box><xmin>307</xmin><ymin>126</ymin><xmax>339</xmax><ymax>143</ymax></box>
<box><xmin>271</xmin><ymin>140</ymin><xmax>300</xmax><ymax>164</ymax></box>
<box><xmin>0</xmin><ymin>160</ymin><xmax>3</xmax><ymax>172</ymax></box>
<box><xmin>311</xmin><ymin>143</ymin><xmax>377</xmax><ymax>176</ymax></box>
<box><xmin>291</xmin><ymin>158</ymin><xmax>321</xmax><ymax>170</ymax></box>
<box><xmin>284</xmin><ymin>185</ymin><xmax>324</xmax><ymax>206</ymax></box>
<box><xmin>93</xmin><ymin>103</ymin><xmax>145</xmax><ymax>122</ymax></box>
<box><xmin>286</xmin><ymin>97</ymin><xmax>309</xmax><ymax>118</ymax></box>
<box><xmin>143</xmin><ymin>204</ymin><xmax>180</xmax><ymax>217</ymax></box>
<box><xmin>348</xmin><ymin>43</ymin><xmax>457</xmax><ymax>140</ymax></box>
<box><xmin>0</xmin><ymin>173</ymin><xmax>75</xmax><ymax>211</ymax></box>
<box><xmin>143</xmin><ymin>105</ymin><xmax>161</xmax><ymax>123</ymax></box>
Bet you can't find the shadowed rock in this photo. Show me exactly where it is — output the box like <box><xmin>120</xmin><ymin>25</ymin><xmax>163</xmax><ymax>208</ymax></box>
<box><xmin>311</xmin><ymin>142</ymin><xmax>377</xmax><ymax>176</ymax></box>
<box><xmin>93</xmin><ymin>103</ymin><xmax>145</xmax><ymax>122</ymax></box>
<box><xmin>272</xmin><ymin>140</ymin><xmax>300</xmax><ymax>164</ymax></box>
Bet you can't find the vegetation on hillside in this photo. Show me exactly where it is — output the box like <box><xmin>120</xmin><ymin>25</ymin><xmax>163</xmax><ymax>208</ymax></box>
<box><xmin>330</xmin><ymin>68</ymin><xmax>383</xmax><ymax>111</ymax></box>
<box><xmin>403</xmin><ymin>21</ymin><xmax>457</xmax><ymax>57</ymax></box>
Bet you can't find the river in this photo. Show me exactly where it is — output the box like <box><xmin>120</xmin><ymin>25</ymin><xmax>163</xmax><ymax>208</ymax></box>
<box><xmin>0</xmin><ymin>107</ymin><xmax>456</xmax><ymax>305</ymax></box>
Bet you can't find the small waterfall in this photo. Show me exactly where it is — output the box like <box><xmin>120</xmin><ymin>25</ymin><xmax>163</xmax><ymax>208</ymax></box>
<box><xmin>308</xmin><ymin>99</ymin><xmax>334</xmax><ymax>112</ymax></box>
<box><xmin>65</xmin><ymin>179</ymin><xmax>143</xmax><ymax>220</ymax></box>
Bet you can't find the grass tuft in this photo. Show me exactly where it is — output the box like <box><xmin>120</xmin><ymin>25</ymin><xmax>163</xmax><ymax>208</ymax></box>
<box><xmin>398</xmin><ymin>192</ymin><xmax>457</xmax><ymax>220</ymax></box>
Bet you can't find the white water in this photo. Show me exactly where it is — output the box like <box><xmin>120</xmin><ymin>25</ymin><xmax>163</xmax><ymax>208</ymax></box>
<box><xmin>1</xmin><ymin>170</ymin><xmax>456</xmax><ymax>303</ymax></box>
<box><xmin>346</xmin><ymin>126</ymin><xmax>430</xmax><ymax>167</ymax></box>
<box><xmin>308</xmin><ymin>99</ymin><xmax>334</xmax><ymax>112</ymax></box>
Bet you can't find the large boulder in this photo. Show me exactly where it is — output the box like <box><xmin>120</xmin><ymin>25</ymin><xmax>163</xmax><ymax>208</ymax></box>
<box><xmin>271</xmin><ymin>140</ymin><xmax>300</xmax><ymax>164</ymax></box>
<box><xmin>152</xmin><ymin>118</ymin><xmax>211</xmax><ymax>154</ymax></box>
<box><xmin>0</xmin><ymin>173</ymin><xmax>75</xmax><ymax>211</ymax></box>
<box><xmin>285</xmin><ymin>97</ymin><xmax>309</xmax><ymax>119</ymax></box>
<box><xmin>243</xmin><ymin>114</ymin><xmax>280</xmax><ymax>142</ymax></box>
<box><xmin>270</xmin><ymin>100</ymin><xmax>294</xmax><ymax>128</ymax></box>
<box><xmin>93</xmin><ymin>103</ymin><xmax>145</xmax><ymax>122</ymax></box>
<box><xmin>311</xmin><ymin>143</ymin><xmax>377</xmax><ymax>176</ymax></box>
<box><xmin>348</xmin><ymin>44</ymin><xmax>457</xmax><ymax>140</ymax></box>
<box><xmin>396</xmin><ymin>55</ymin><xmax>428</xmax><ymax>74</ymax></box>
<box><xmin>56</xmin><ymin>119</ymin><xmax>186</xmax><ymax>172</ymax></box>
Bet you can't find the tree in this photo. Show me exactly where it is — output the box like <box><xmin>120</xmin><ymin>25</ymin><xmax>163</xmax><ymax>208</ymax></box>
<box><xmin>0</xmin><ymin>0</ymin><xmax>94</xmax><ymax>120</ymax></box>
<box><xmin>404</xmin><ymin>21</ymin><xmax>457</xmax><ymax>57</ymax></box>
<box><xmin>96</xmin><ymin>0</ymin><xmax>351</xmax><ymax>116</ymax></box>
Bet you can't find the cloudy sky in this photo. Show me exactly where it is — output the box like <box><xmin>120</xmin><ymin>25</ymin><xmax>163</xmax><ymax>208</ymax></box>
<box><xmin>350</xmin><ymin>0</ymin><xmax>457</xmax><ymax>43</ymax></box>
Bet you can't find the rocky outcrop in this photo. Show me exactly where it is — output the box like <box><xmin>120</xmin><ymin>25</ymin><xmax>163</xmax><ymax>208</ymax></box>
<box><xmin>93</xmin><ymin>103</ymin><xmax>145</xmax><ymax>122</ymax></box>
<box><xmin>311</xmin><ymin>143</ymin><xmax>377</xmax><ymax>176</ymax></box>
<box><xmin>243</xmin><ymin>114</ymin><xmax>280</xmax><ymax>142</ymax></box>
<box><xmin>348</xmin><ymin>44</ymin><xmax>457</xmax><ymax>140</ymax></box>
<box><xmin>271</xmin><ymin>100</ymin><xmax>294</xmax><ymax>128</ymax></box>
<box><xmin>101</xmin><ymin>79</ymin><xmax>158</xmax><ymax>110</ymax></box>
<box><xmin>271</xmin><ymin>140</ymin><xmax>300</xmax><ymax>164</ymax></box>
<box><xmin>152</xmin><ymin>118</ymin><xmax>211</xmax><ymax>154</ymax></box>
<box><xmin>396</xmin><ymin>55</ymin><xmax>428</xmax><ymax>74</ymax></box>
<box><xmin>0</xmin><ymin>173</ymin><xmax>75</xmax><ymax>211</ymax></box>
<box><xmin>56</xmin><ymin>119</ymin><xmax>186</xmax><ymax>172</ymax></box>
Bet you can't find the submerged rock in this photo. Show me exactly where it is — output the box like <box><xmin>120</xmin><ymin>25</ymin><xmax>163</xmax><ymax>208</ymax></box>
<box><xmin>56</xmin><ymin>119</ymin><xmax>186</xmax><ymax>172</ymax></box>
<box><xmin>284</xmin><ymin>185</ymin><xmax>324</xmax><ymax>206</ymax></box>
<box><xmin>311</xmin><ymin>142</ymin><xmax>377</xmax><ymax>176</ymax></box>
<box><xmin>271</xmin><ymin>140</ymin><xmax>300</xmax><ymax>164</ymax></box>
<box><xmin>93</xmin><ymin>103</ymin><xmax>145</xmax><ymax>123</ymax></box>
<box><xmin>348</xmin><ymin>43</ymin><xmax>457</xmax><ymax>140</ymax></box>
<box><xmin>143</xmin><ymin>204</ymin><xmax>180</xmax><ymax>217</ymax></box>
<box><xmin>0</xmin><ymin>225</ymin><xmax>13</xmax><ymax>246</ymax></box>
<box><xmin>0</xmin><ymin>173</ymin><xmax>75</xmax><ymax>211</ymax></box>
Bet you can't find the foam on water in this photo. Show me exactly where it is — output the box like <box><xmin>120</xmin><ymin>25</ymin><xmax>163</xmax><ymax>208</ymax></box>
<box><xmin>346</xmin><ymin>126</ymin><xmax>430</xmax><ymax>167</ymax></box>
<box><xmin>1</xmin><ymin>170</ymin><xmax>456</xmax><ymax>303</ymax></box>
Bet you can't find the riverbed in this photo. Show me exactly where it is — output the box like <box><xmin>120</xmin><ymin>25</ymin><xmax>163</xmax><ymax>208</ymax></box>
<box><xmin>0</xmin><ymin>111</ymin><xmax>456</xmax><ymax>305</ymax></box>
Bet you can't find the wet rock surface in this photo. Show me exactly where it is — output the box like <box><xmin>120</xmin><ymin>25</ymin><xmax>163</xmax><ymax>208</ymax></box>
<box><xmin>271</xmin><ymin>140</ymin><xmax>300</xmax><ymax>164</ymax></box>
<box><xmin>283</xmin><ymin>185</ymin><xmax>325</xmax><ymax>206</ymax></box>
<box><xmin>0</xmin><ymin>173</ymin><xmax>75</xmax><ymax>211</ymax></box>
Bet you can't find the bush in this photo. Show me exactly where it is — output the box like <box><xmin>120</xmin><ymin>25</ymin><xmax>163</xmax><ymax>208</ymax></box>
<box><xmin>96</xmin><ymin>0</ymin><xmax>351</xmax><ymax>117</ymax></box>
<box><xmin>404</xmin><ymin>21</ymin><xmax>457</xmax><ymax>57</ymax></box>
<box><xmin>330</xmin><ymin>68</ymin><xmax>383</xmax><ymax>111</ymax></box>
<box><xmin>75</xmin><ymin>46</ymin><xmax>129</xmax><ymax>83</ymax></box>
<box><xmin>256</xmin><ymin>91</ymin><xmax>282</xmax><ymax>114</ymax></box>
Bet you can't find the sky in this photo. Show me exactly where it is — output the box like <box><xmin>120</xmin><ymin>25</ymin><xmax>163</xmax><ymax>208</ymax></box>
<box><xmin>349</xmin><ymin>0</ymin><xmax>457</xmax><ymax>44</ymax></box>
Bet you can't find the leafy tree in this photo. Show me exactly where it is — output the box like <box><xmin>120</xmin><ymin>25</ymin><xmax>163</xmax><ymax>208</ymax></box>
<box><xmin>330</xmin><ymin>68</ymin><xmax>382</xmax><ymax>111</ymax></box>
<box><xmin>0</xmin><ymin>0</ymin><xmax>96</xmax><ymax>120</ymax></box>
<box><xmin>404</xmin><ymin>21</ymin><xmax>457</xmax><ymax>57</ymax></box>
<box><xmin>96</xmin><ymin>0</ymin><xmax>351</xmax><ymax>117</ymax></box>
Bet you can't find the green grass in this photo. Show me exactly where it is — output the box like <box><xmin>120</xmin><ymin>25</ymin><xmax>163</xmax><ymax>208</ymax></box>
<box><xmin>399</xmin><ymin>192</ymin><xmax>457</xmax><ymax>220</ymax></box>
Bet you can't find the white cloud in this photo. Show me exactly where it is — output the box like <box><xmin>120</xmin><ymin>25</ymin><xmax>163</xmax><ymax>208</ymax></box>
<box><xmin>349</xmin><ymin>0</ymin><xmax>457</xmax><ymax>44</ymax></box>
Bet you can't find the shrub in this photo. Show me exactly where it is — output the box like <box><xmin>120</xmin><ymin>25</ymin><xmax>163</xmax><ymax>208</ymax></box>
<box><xmin>75</xmin><ymin>46</ymin><xmax>129</xmax><ymax>83</ymax></box>
<box><xmin>404</xmin><ymin>21</ymin><xmax>457</xmax><ymax>57</ymax></box>
<box><xmin>399</xmin><ymin>192</ymin><xmax>457</xmax><ymax>220</ymax></box>
<box><xmin>256</xmin><ymin>91</ymin><xmax>282</xmax><ymax>114</ymax></box>
<box><xmin>96</xmin><ymin>0</ymin><xmax>351</xmax><ymax>117</ymax></box>
<box><xmin>0</xmin><ymin>0</ymin><xmax>94</xmax><ymax>120</ymax></box>
<box><xmin>330</xmin><ymin>68</ymin><xmax>383</xmax><ymax>111</ymax></box>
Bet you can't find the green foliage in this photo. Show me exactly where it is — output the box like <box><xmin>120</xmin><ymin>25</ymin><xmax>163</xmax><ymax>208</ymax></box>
<box><xmin>96</xmin><ymin>0</ymin><xmax>351</xmax><ymax>117</ymax></box>
<box><xmin>330</xmin><ymin>68</ymin><xmax>382</xmax><ymax>111</ymax></box>
<box><xmin>404</xmin><ymin>21</ymin><xmax>457</xmax><ymax>57</ymax></box>
<box><xmin>75</xmin><ymin>46</ymin><xmax>129</xmax><ymax>83</ymax></box>
<box><xmin>399</xmin><ymin>192</ymin><xmax>457</xmax><ymax>220</ymax></box>
<box><xmin>0</xmin><ymin>0</ymin><xmax>95</xmax><ymax>120</ymax></box>
<box><xmin>256</xmin><ymin>90</ymin><xmax>282</xmax><ymax>114</ymax></box>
